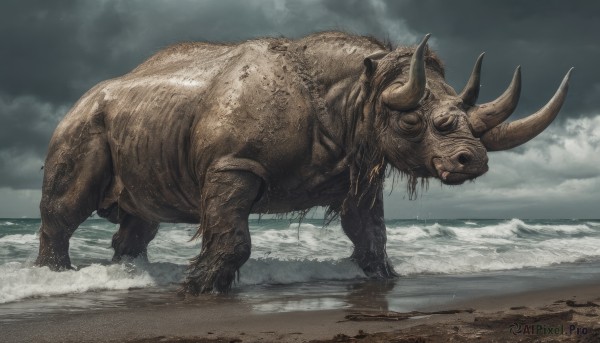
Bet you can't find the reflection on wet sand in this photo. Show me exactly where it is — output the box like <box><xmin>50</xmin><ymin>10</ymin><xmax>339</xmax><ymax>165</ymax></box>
<box><xmin>345</xmin><ymin>279</ymin><xmax>395</xmax><ymax>311</ymax></box>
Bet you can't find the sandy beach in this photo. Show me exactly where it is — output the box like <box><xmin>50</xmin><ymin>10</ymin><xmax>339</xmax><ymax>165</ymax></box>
<box><xmin>2</xmin><ymin>280</ymin><xmax>598</xmax><ymax>343</ymax></box>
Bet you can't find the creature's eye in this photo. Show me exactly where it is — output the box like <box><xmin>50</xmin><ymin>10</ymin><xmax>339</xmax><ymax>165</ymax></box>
<box><xmin>433</xmin><ymin>113</ymin><xmax>458</xmax><ymax>133</ymax></box>
<box><xmin>395</xmin><ymin>112</ymin><xmax>425</xmax><ymax>139</ymax></box>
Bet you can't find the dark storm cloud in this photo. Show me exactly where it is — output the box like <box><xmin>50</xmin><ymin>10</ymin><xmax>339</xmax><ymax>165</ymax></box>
<box><xmin>0</xmin><ymin>0</ymin><xmax>413</xmax><ymax>189</ymax></box>
<box><xmin>0</xmin><ymin>0</ymin><xmax>598</xmax><ymax>218</ymax></box>
<box><xmin>0</xmin><ymin>0</ymin><xmax>126</xmax><ymax>103</ymax></box>
<box><xmin>0</xmin><ymin>96</ymin><xmax>60</xmax><ymax>155</ymax></box>
<box><xmin>0</xmin><ymin>94</ymin><xmax>64</xmax><ymax>189</ymax></box>
<box><xmin>0</xmin><ymin>0</ymin><xmax>408</xmax><ymax>104</ymax></box>
<box><xmin>384</xmin><ymin>0</ymin><xmax>600</xmax><ymax>118</ymax></box>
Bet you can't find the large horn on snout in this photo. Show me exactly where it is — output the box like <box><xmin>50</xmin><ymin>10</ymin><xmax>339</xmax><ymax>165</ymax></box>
<box><xmin>467</xmin><ymin>66</ymin><xmax>522</xmax><ymax>136</ymax></box>
<box><xmin>480</xmin><ymin>68</ymin><xmax>573</xmax><ymax>151</ymax></box>
<box><xmin>382</xmin><ymin>34</ymin><xmax>431</xmax><ymax>110</ymax></box>
<box><xmin>459</xmin><ymin>52</ymin><xmax>485</xmax><ymax>106</ymax></box>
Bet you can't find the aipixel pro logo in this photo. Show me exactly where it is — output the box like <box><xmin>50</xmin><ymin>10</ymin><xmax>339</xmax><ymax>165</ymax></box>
<box><xmin>510</xmin><ymin>322</ymin><xmax>589</xmax><ymax>336</ymax></box>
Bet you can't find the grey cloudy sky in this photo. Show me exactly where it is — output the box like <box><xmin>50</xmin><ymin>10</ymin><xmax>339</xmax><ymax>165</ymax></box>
<box><xmin>0</xmin><ymin>0</ymin><xmax>599</xmax><ymax>218</ymax></box>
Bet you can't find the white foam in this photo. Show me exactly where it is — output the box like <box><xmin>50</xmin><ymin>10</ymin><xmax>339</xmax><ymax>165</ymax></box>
<box><xmin>423</xmin><ymin>219</ymin><xmax>595</xmax><ymax>245</ymax></box>
<box><xmin>518</xmin><ymin>221</ymin><xmax>593</xmax><ymax>234</ymax></box>
<box><xmin>250</xmin><ymin>224</ymin><xmax>353</xmax><ymax>262</ymax></box>
<box><xmin>0</xmin><ymin>234</ymin><xmax>37</xmax><ymax>244</ymax></box>
<box><xmin>393</xmin><ymin>243</ymin><xmax>582</xmax><ymax>275</ymax></box>
<box><xmin>386</xmin><ymin>225</ymin><xmax>430</xmax><ymax>242</ymax></box>
<box><xmin>390</xmin><ymin>230</ymin><xmax>600</xmax><ymax>276</ymax></box>
<box><xmin>454</xmin><ymin>219</ymin><xmax>523</xmax><ymax>240</ymax></box>
<box><xmin>0</xmin><ymin>262</ymin><xmax>160</xmax><ymax>304</ymax></box>
<box><xmin>147</xmin><ymin>226</ymin><xmax>200</xmax><ymax>264</ymax></box>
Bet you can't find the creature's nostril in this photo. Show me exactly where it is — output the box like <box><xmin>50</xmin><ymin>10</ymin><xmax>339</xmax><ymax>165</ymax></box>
<box><xmin>457</xmin><ymin>152</ymin><xmax>473</xmax><ymax>165</ymax></box>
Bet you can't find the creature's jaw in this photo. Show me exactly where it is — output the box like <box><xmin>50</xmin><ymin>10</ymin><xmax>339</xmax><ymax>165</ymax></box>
<box><xmin>431</xmin><ymin>157</ymin><xmax>488</xmax><ymax>186</ymax></box>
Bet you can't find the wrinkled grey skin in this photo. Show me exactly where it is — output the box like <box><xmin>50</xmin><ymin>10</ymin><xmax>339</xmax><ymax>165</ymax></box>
<box><xmin>36</xmin><ymin>32</ymin><xmax>571</xmax><ymax>294</ymax></box>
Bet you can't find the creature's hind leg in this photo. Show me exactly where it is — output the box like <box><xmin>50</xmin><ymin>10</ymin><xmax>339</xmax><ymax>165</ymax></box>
<box><xmin>181</xmin><ymin>169</ymin><xmax>262</xmax><ymax>295</ymax></box>
<box><xmin>36</xmin><ymin>132</ymin><xmax>112</xmax><ymax>270</ymax></box>
<box><xmin>112</xmin><ymin>214</ymin><xmax>159</xmax><ymax>262</ymax></box>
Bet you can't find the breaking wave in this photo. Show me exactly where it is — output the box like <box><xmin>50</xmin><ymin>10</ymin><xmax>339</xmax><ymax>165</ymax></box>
<box><xmin>1</xmin><ymin>218</ymin><xmax>599</xmax><ymax>303</ymax></box>
<box><xmin>0</xmin><ymin>262</ymin><xmax>157</xmax><ymax>304</ymax></box>
<box><xmin>0</xmin><ymin>258</ymin><xmax>364</xmax><ymax>304</ymax></box>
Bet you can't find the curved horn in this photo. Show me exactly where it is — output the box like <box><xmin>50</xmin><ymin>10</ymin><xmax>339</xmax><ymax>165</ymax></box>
<box><xmin>468</xmin><ymin>66</ymin><xmax>522</xmax><ymax>136</ymax></box>
<box><xmin>459</xmin><ymin>52</ymin><xmax>485</xmax><ymax>106</ymax></box>
<box><xmin>481</xmin><ymin>68</ymin><xmax>573</xmax><ymax>151</ymax></box>
<box><xmin>382</xmin><ymin>34</ymin><xmax>430</xmax><ymax>110</ymax></box>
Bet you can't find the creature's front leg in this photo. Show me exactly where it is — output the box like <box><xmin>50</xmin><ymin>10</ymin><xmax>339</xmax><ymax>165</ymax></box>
<box><xmin>181</xmin><ymin>169</ymin><xmax>262</xmax><ymax>295</ymax></box>
<box><xmin>341</xmin><ymin>187</ymin><xmax>398</xmax><ymax>278</ymax></box>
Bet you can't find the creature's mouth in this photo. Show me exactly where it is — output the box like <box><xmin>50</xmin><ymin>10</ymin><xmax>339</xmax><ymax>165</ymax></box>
<box><xmin>431</xmin><ymin>157</ymin><xmax>479</xmax><ymax>185</ymax></box>
<box><xmin>437</xmin><ymin>170</ymin><xmax>473</xmax><ymax>185</ymax></box>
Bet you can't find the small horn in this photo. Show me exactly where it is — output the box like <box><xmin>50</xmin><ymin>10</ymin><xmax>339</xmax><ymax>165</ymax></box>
<box><xmin>468</xmin><ymin>66</ymin><xmax>521</xmax><ymax>136</ymax></box>
<box><xmin>481</xmin><ymin>68</ymin><xmax>573</xmax><ymax>151</ymax></box>
<box><xmin>459</xmin><ymin>52</ymin><xmax>485</xmax><ymax>106</ymax></box>
<box><xmin>382</xmin><ymin>34</ymin><xmax>431</xmax><ymax>110</ymax></box>
<box><xmin>365</xmin><ymin>51</ymin><xmax>389</xmax><ymax>60</ymax></box>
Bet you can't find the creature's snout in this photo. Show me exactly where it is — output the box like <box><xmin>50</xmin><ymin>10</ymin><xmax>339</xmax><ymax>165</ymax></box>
<box><xmin>433</xmin><ymin>148</ymin><xmax>489</xmax><ymax>185</ymax></box>
<box><xmin>451</xmin><ymin>149</ymin><xmax>488</xmax><ymax>170</ymax></box>
<box><xmin>453</xmin><ymin>150</ymin><xmax>475</xmax><ymax>167</ymax></box>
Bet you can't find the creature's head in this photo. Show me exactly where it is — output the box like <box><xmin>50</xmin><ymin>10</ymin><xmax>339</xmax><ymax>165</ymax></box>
<box><xmin>365</xmin><ymin>34</ymin><xmax>571</xmax><ymax>186</ymax></box>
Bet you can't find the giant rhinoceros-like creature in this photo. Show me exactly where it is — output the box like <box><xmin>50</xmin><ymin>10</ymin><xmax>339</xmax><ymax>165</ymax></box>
<box><xmin>36</xmin><ymin>31</ymin><xmax>572</xmax><ymax>294</ymax></box>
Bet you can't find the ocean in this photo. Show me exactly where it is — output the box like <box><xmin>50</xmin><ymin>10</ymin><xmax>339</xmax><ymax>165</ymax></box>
<box><xmin>2</xmin><ymin>218</ymin><xmax>600</xmax><ymax>321</ymax></box>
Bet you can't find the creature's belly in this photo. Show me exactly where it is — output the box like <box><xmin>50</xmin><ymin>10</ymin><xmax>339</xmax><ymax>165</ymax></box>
<box><xmin>99</xmin><ymin>172</ymin><xmax>201</xmax><ymax>224</ymax></box>
<box><xmin>121</xmin><ymin>189</ymin><xmax>201</xmax><ymax>223</ymax></box>
<box><xmin>252</xmin><ymin>173</ymin><xmax>350</xmax><ymax>214</ymax></box>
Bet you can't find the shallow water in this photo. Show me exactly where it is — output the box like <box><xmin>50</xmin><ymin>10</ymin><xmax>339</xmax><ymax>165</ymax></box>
<box><xmin>1</xmin><ymin>218</ymin><xmax>600</xmax><ymax>320</ymax></box>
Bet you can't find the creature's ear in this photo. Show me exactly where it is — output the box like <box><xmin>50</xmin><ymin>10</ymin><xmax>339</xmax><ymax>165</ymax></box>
<box><xmin>363</xmin><ymin>51</ymin><xmax>388</xmax><ymax>77</ymax></box>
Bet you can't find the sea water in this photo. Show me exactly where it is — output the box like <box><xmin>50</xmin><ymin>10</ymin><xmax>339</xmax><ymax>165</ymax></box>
<box><xmin>1</xmin><ymin>218</ymin><xmax>600</xmax><ymax>318</ymax></box>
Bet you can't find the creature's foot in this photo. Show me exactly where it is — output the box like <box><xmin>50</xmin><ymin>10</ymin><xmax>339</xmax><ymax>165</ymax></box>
<box><xmin>112</xmin><ymin>251</ymin><xmax>148</xmax><ymax>263</ymax></box>
<box><xmin>111</xmin><ymin>237</ymin><xmax>149</xmax><ymax>263</ymax></box>
<box><xmin>111</xmin><ymin>215</ymin><xmax>158</xmax><ymax>263</ymax></box>
<box><xmin>35</xmin><ymin>234</ymin><xmax>72</xmax><ymax>271</ymax></box>
<box><xmin>180</xmin><ymin>256</ymin><xmax>239</xmax><ymax>295</ymax></box>
<box><xmin>352</xmin><ymin>250</ymin><xmax>399</xmax><ymax>279</ymax></box>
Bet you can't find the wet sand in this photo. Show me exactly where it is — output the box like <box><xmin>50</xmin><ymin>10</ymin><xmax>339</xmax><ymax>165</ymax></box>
<box><xmin>2</xmin><ymin>281</ymin><xmax>599</xmax><ymax>343</ymax></box>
